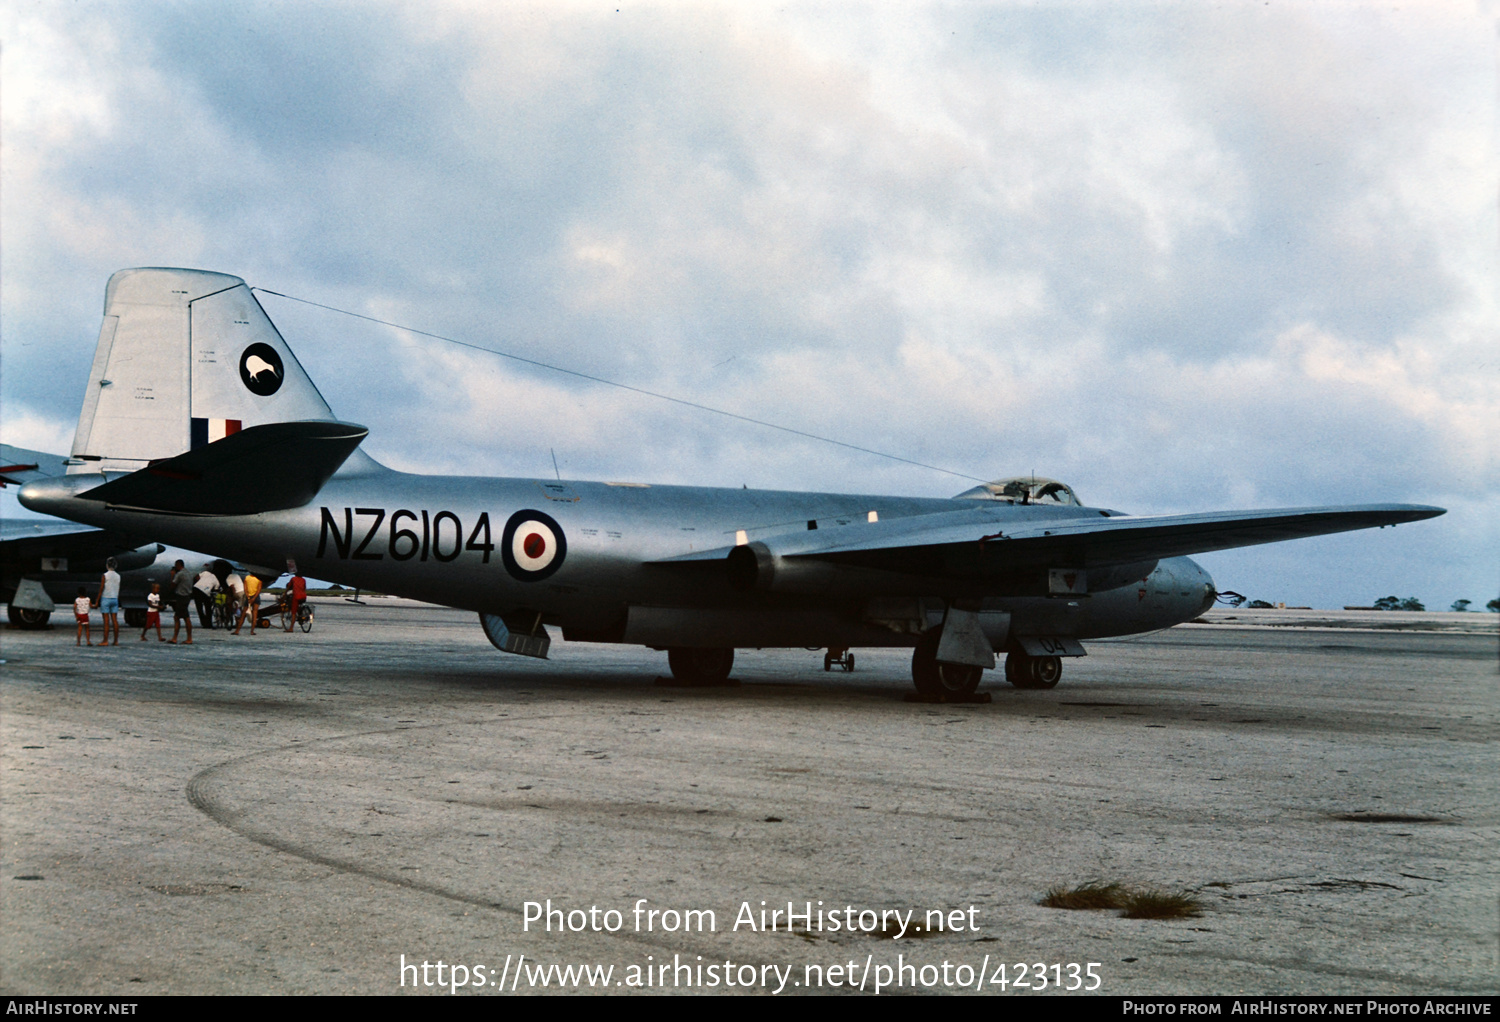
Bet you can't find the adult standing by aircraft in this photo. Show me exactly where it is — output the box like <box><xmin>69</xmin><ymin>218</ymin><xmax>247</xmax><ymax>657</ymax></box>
<box><xmin>233</xmin><ymin>571</ymin><xmax>263</xmax><ymax>636</ymax></box>
<box><xmin>284</xmin><ymin>570</ymin><xmax>307</xmax><ymax>633</ymax></box>
<box><xmin>18</xmin><ymin>269</ymin><xmax>1445</xmax><ymax>693</ymax></box>
<box><xmin>166</xmin><ymin>560</ymin><xmax>194</xmax><ymax>645</ymax></box>
<box><xmin>224</xmin><ymin>568</ymin><xmax>245</xmax><ymax>625</ymax></box>
<box><xmin>95</xmin><ymin>557</ymin><xmax>121</xmax><ymax>646</ymax></box>
<box><xmin>192</xmin><ymin>565</ymin><xmax>218</xmax><ymax>628</ymax></box>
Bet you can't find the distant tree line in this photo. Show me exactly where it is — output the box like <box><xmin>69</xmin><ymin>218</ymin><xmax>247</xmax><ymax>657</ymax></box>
<box><xmin>1369</xmin><ymin>597</ymin><xmax>1500</xmax><ymax>612</ymax></box>
<box><xmin>1213</xmin><ymin>593</ymin><xmax>1498</xmax><ymax>612</ymax></box>
<box><xmin>1206</xmin><ymin>591</ymin><xmax>1500</xmax><ymax>606</ymax></box>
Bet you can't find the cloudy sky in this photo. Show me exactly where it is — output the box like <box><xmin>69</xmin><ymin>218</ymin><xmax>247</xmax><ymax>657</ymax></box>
<box><xmin>2</xmin><ymin>1</ymin><xmax>1495</xmax><ymax>610</ymax></box>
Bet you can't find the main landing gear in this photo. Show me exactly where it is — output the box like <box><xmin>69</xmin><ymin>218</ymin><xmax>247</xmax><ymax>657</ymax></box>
<box><xmin>666</xmin><ymin>647</ymin><xmax>735</xmax><ymax>685</ymax></box>
<box><xmin>1005</xmin><ymin>651</ymin><xmax>1062</xmax><ymax>689</ymax></box>
<box><xmin>910</xmin><ymin>630</ymin><xmax>983</xmax><ymax>698</ymax></box>
<box><xmin>909</xmin><ymin>636</ymin><xmax>1067</xmax><ymax>696</ymax></box>
<box><xmin>7</xmin><ymin>605</ymin><xmax>51</xmax><ymax>629</ymax></box>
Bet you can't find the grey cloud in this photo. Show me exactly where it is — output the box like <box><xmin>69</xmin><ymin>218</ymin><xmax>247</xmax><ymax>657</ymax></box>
<box><xmin>1</xmin><ymin>1</ymin><xmax>1492</xmax><ymax>610</ymax></box>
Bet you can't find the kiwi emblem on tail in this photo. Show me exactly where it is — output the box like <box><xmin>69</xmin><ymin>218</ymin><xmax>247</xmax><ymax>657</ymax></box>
<box><xmin>239</xmin><ymin>343</ymin><xmax>284</xmax><ymax>396</ymax></box>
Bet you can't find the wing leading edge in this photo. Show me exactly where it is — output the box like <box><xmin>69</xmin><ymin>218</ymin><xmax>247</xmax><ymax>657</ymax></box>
<box><xmin>656</xmin><ymin>503</ymin><xmax>1444</xmax><ymax>580</ymax></box>
<box><xmin>803</xmin><ymin>503</ymin><xmax>1445</xmax><ymax>575</ymax></box>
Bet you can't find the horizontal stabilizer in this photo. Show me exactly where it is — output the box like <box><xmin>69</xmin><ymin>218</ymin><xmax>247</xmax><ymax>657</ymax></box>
<box><xmin>0</xmin><ymin>444</ymin><xmax>71</xmax><ymax>488</ymax></box>
<box><xmin>77</xmin><ymin>420</ymin><xmax>368</xmax><ymax>515</ymax></box>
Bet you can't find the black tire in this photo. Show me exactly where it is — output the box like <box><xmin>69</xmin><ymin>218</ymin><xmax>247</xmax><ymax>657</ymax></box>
<box><xmin>1005</xmin><ymin>652</ymin><xmax>1063</xmax><ymax>689</ymax></box>
<box><xmin>667</xmin><ymin>647</ymin><xmax>734</xmax><ymax>685</ymax></box>
<box><xmin>823</xmin><ymin>652</ymin><xmax>832</xmax><ymax>672</ymax></box>
<box><xmin>298</xmin><ymin>606</ymin><xmax>313</xmax><ymax>633</ymax></box>
<box><xmin>911</xmin><ymin>631</ymin><xmax>941</xmax><ymax>694</ymax></box>
<box><xmin>911</xmin><ymin>631</ymin><xmax>982</xmax><ymax>697</ymax></box>
<box><xmin>937</xmin><ymin>661</ymin><xmax>981</xmax><ymax>696</ymax></box>
<box><xmin>7</xmin><ymin>605</ymin><xmax>51</xmax><ymax>629</ymax></box>
<box><xmin>1030</xmin><ymin>655</ymin><xmax>1062</xmax><ymax>689</ymax></box>
<box><xmin>846</xmin><ymin>653</ymin><xmax>855</xmax><ymax>672</ymax></box>
<box><xmin>123</xmin><ymin>608</ymin><xmax>147</xmax><ymax>629</ymax></box>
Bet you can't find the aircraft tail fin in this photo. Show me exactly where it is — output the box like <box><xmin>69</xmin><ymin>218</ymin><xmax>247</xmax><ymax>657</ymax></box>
<box><xmin>70</xmin><ymin>268</ymin><xmax>339</xmax><ymax>474</ymax></box>
<box><xmin>76</xmin><ymin>420</ymin><xmax>369</xmax><ymax>515</ymax></box>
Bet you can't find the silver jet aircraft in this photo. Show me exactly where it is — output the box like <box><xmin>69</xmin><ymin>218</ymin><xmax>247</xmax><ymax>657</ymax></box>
<box><xmin>20</xmin><ymin>268</ymin><xmax>1444</xmax><ymax>694</ymax></box>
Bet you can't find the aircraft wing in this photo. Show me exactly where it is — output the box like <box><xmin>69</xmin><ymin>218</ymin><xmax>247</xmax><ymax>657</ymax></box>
<box><xmin>796</xmin><ymin>504</ymin><xmax>1446</xmax><ymax>574</ymax></box>
<box><xmin>659</xmin><ymin>503</ymin><xmax>1445</xmax><ymax>578</ymax></box>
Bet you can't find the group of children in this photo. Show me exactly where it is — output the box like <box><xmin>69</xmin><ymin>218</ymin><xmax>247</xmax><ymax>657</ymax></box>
<box><xmin>71</xmin><ymin>560</ymin><xmax>306</xmax><ymax>645</ymax></box>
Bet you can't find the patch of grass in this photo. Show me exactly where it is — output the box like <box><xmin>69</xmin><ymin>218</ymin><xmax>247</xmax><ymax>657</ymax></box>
<box><xmin>1331</xmin><ymin>812</ymin><xmax>1448</xmax><ymax>825</ymax></box>
<box><xmin>1039</xmin><ymin>882</ymin><xmax>1129</xmax><ymax>911</ymax></box>
<box><xmin>1120</xmin><ymin>889</ymin><xmax>1203</xmax><ymax>919</ymax></box>
<box><xmin>1040</xmin><ymin>883</ymin><xmax>1204</xmax><ymax>919</ymax></box>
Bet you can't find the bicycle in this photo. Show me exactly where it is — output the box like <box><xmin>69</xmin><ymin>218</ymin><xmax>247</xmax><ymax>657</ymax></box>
<box><xmin>279</xmin><ymin>598</ymin><xmax>313</xmax><ymax>633</ymax></box>
<box><xmin>211</xmin><ymin>590</ymin><xmax>236</xmax><ymax>630</ymax></box>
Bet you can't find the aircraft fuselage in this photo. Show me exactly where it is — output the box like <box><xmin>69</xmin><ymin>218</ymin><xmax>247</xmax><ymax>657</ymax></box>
<box><xmin>21</xmin><ymin>466</ymin><xmax>1215</xmax><ymax>650</ymax></box>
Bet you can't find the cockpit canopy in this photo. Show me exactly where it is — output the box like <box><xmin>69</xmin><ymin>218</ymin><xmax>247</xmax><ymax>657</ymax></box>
<box><xmin>953</xmin><ymin>476</ymin><xmax>1082</xmax><ymax>506</ymax></box>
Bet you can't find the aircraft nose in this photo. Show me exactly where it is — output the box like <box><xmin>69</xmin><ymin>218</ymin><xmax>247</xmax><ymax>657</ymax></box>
<box><xmin>1186</xmin><ymin>558</ymin><xmax>1216</xmax><ymax>614</ymax></box>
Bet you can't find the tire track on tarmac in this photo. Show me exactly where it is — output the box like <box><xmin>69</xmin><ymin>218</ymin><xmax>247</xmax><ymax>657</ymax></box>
<box><xmin>184</xmin><ymin>719</ymin><xmax>730</xmax><ymax>960</ymax></box>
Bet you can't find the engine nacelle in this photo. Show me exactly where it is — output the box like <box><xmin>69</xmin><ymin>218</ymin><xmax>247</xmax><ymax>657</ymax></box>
<box><xmin>726</xmin><ymin>541</ymin><xmax>847</xmax><ymax>594</ymax></box>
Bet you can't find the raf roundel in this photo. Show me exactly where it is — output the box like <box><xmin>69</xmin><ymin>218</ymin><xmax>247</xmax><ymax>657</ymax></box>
<box><xmin>239</xmin><ymin>342</ymin><xmax>285</xmax><ymax>397</ymax></box>
<box><xmin>501</xmin><ymin>509</ymin><xmax>566</xmax><ymax>581</ymax></box>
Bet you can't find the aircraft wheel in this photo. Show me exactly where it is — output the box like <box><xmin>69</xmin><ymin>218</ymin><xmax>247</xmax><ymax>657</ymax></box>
<box><xmin>1007</xmin><ymin>652</ymin><xmax>1062</xmax><ymax>689</ymax></box>
<box><xmin>123</xmin><ymin>608</ymin><xmax>147</xmax><ymax>629</ymax></box>
<box><xmin>912</xmin><ymin>632</ymin><xmax>982</xmax><ymax>697</ymax></box>
<box><xmin>935</xmin><ymin>661</ymin><xmax>982</xmax><ymax>696</ymax></box>
<box><xmin>823</xmin><ymin>652</ymin><xmax>833</xmax><ymax>672</ymax></box>
<box><xmin>911</xmin><ymin>631</ymin><xmax>941</xmax><ymax>694</ymax></box>
<box><xmin>7</xmin><ymin>605</ymin><xmax>51</xmax><ymax>629</ymax></box>
<box><xmin>1030</xmin><ymin>655</ymin><xmax>1062</xmax><ymax>689</ymax></box>
<box><xmin>667</xmin><ymin>647</ymin><xmax>734</xmax><ymax>685</ymax></box>
<box><xmin>1006</xmin><ymin>651</ymin><xmax>1040</xmax><ymax>688</ymax></box>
